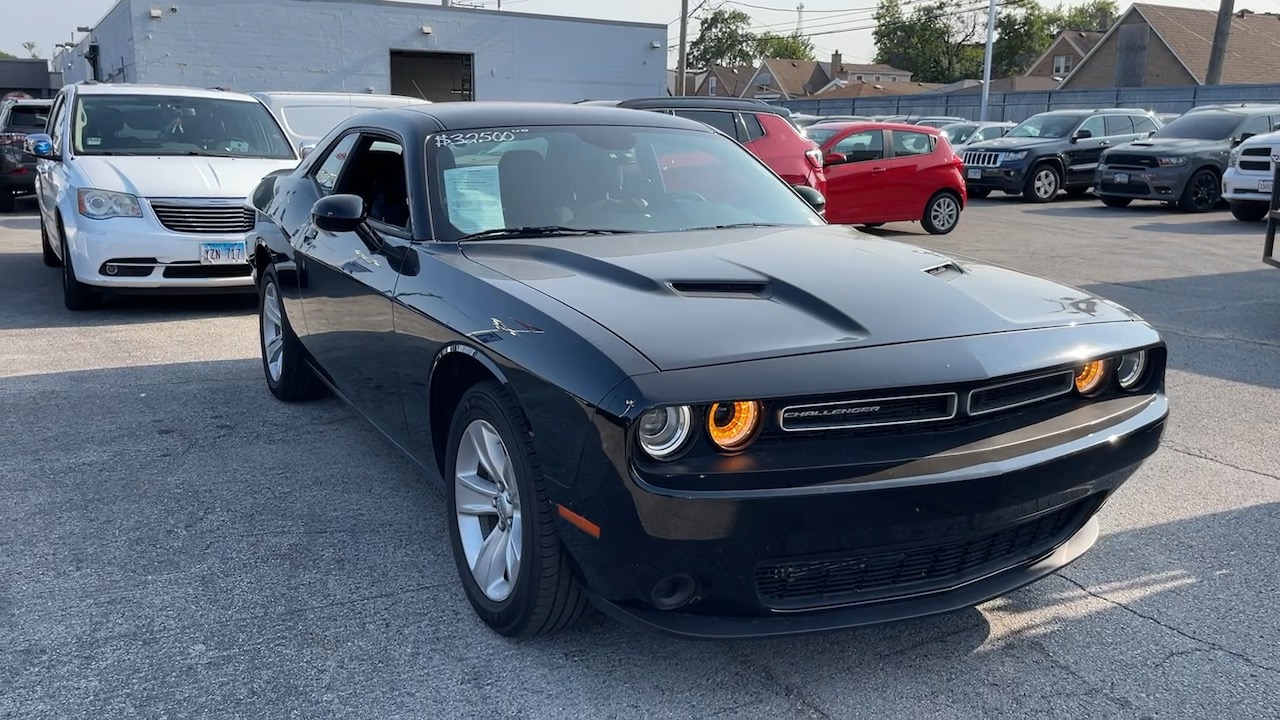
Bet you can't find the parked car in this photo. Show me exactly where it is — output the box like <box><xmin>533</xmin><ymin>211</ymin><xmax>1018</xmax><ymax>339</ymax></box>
<box><xmin>912</xmin><ymin>116</ymin><xmax>968</xmax><ymax>128</ymax></box>
<box><xmin>808</xmin><ymin>121</ymin><xmax>966</xmax><ymax>233</ymax></box>
<box><xmin>0</xmin><ymin>97</ymin><xmax>52</xmax><ymax>213</ymax></box>
<box><xmin>25</xmin><ymin>82</ymin><xmax>300</xmax><ymax>309</ymax></box>
<box><xmin>940</xmin><ymin>121</ymin><xmax>1014</xmax><ymax>150</ymax></box>
<box><xmin>246</xmin><ymin>101</ymin><xmax>1167</xmax><ymax>639</ymax></box>
<box><xmin>1223</xmin><ymin>128</ymin><xmax>1280</xmax><ymax>221</ymax></box>
<box><xmin>1095</xmin><ymin>105</ymin><xmax>1280</xmax><ymax>212</ymax></box>
<box><xmin>250</xmin><ymin>91</ymin><xmax>430</xmax><ymax>157</ymax></box>
<box><xmin>578</xmin><ymin>96</ymin><xmax>826</xmax><ymax>196</ymax></box>
<box><xmin>807</xmin><ymin>114</ymin><xmax>872</xmax><ymax>126</ymax></box>
<box><xmin>961</xmin><ymin>108</ymin><xmax>1163</xmax><ymax>202</ymax></box>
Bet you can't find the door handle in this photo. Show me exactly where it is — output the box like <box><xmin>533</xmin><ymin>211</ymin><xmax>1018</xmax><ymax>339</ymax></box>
<box><xmin>871</xmin><ymin>166</ymin><xmax>887</xmax><ymax>173</ymax></box>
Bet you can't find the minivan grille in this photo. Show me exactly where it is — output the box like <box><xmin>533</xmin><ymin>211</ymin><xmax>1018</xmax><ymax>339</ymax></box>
<box><xmin>149</xmin><ymin>200</ymin><xmax>254</xmax><ymax>235</ymax></box>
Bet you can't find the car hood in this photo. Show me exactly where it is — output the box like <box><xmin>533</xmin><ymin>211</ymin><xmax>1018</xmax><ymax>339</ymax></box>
<box><xmin>1107</xmin><ymin>137</ymin><xmax>1225</xmax><ymax>155</ymax></box>
<box><xmin>73</xmin><ymin>156</ymin><xmax>299</xmax><ymax>198</ymax></box>
<box><xmin>460</xmin><ymin>225</ymin><xmax>1136</xmax><ymax>371</ymax></box>
<box><xmin>964</xmin><ymin>136</ymin><xmax>1060</xmax><ymax>152</ymax></box>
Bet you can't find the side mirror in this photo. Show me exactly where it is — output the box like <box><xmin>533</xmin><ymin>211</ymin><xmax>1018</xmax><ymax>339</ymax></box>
<box><xmin>792</xmin><ymin>184</ymin><xmax>826</xmax><ymax>214</ymax></box>
<box><xmin>823</xmin><ymin>152</ymin><xmax>847</xmax><ymax>166</ymax></box>
<box><xmin>299</xmin><ymin>142</ymin><xmax>316</xmax><ymax>159</ymax></box>
<box><xmin>312</xmin><ymin>193</ymin><xmax>366</xmax><ymax>233</ymax></box>
<box><xmin>23</xmin><ymin>133</ymin><xmax>57</xmax><ymax>160</ymax></box>
<box><xmin>1071</xmin><ymin>128</ymin><xmax>1092</xmax><ymax>143</ymax></box>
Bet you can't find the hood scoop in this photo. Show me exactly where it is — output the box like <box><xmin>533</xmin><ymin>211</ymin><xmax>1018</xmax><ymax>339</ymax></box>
<box><xmin>922</xmin><ymin>261</ymin><xmax>963</xmax><ymax>281</ymax></box>
<box><xmin>669</xmin><ymin>280</ymin><xmax>772</xmax><ymax>298</ymax></box>
<box><xmin>1130</xmin><ymin>141</ymin><xmax>1154</xmax><ymax>146</ymax></box>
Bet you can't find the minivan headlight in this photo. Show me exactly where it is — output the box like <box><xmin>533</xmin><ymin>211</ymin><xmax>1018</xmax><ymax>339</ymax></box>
<box><xmin>77</xmin><ymin>189</ymin><xmax>142</xmax><ymax>219</ymax></box>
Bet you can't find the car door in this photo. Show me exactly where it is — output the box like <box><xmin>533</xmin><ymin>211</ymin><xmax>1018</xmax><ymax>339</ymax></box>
<box><xmin>293</xmin><ymin>132</ymin><xmax>413</xmax><ymax>440</ymax></box>
<box><xmin>883</xmin><ymin>128</ymin><xmax>940</xmax><ymax>219</ymax></box>
<box><xmin>820</xmin><ymin>128</ymin><xmax>889</xmax><ymax>224</ymax></box>
<box><xmin>1063</xmin><ymin>115</ymin><xmax>1108</xmax><ymax>186</ymax></box>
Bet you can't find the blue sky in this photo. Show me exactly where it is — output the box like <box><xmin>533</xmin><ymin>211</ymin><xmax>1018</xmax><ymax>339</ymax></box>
<box><xmin>5</xmin><ymin>0</ymin><xmax>1276</xmax><ymax>70</ymax></box>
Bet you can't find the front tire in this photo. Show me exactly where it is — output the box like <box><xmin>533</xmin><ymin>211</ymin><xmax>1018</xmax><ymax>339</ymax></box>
<box><xmin>40</xmin><ymin>215</ymin><xmax>60</xmax><ymax>267</ymax></box>
<box><xmin>967</xmin><ymin>188</ymin><xmax>990</xmax><ymax>199</ymax></box>
<box><xmin>1178</xmin><ymin>169</ymin><xmax>1220</xmax><ymax>213</ymax></box>
<box><xmin>445</xmin><ymin>381</ymin><xmax>589</xmax><ymax>638</ymax></box>
<box><xmin>1100</xmin><ymin>195</ymin><xmax>1133</xmax><ymax>208</ymax></box>
<box><xmin>1023</xmin><ymin>163</ymin><xmax>1061</xmax><ymax>203</ymax></box>
<box><xmin>0</xmin><ymin>191</ymin><xmax>14</xmax><ymax>214</ymax></box>
<box><xmin>259</xmin><ymin>267</ymin><xmax>325</xmax><ymax>402</ymax></box>
<box><xmin>59</xmin><ymin>219</ymin><xmax>102</xmax><ymax>311</ymax></box>
<box><xmin>922</xmin><ymin>191</ymin><xmax>961</xmax><ymax>234</ymax></box>
<box><xmin>1229</xmin><ymin>201</ymin><xmax>1268</xmax><ymax>222</ymax></box>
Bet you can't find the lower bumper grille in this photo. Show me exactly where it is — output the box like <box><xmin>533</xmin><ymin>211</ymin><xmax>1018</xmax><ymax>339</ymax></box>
<box><xmin>162</xmin><ymin>263</ymin><xmax>252</xmax><ymax>279</ymax></box>
<box><xmin>755</xmin><ymin>496</ymin><xmax>1098</xmax><ymax>610</ymax></box>
<box><xmin>1100</xmin><ymin>181</ymin><xmax>1153</xmax><ymax>195</ymax></box>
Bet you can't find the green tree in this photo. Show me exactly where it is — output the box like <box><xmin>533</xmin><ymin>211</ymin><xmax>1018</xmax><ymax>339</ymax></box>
<box><xmin>872</xmin><ymin>0</ymin><xmax>984</xmax><ymax>83</ymax></box>
<box><xmin>22</xmin><ymin>41</ymin><xmax>39</xmax><ymax>59</ymax></box>
<box><xmin>0</xmin><ymin>50</ymin><xmax>14</xmax><ymax>59</ymax></box>
<box><xmin>993</xmin><ymin>0</ymin><xmax>1117</xmax><ymax>76</ymax></box>
<box><xmin>756</xmin><ymin>32</ymin><xmax>814</xmax><ymax>61</ymax></box>
<box><xmin>687</xmin><ymin>7</ymin><xmax>759</xmax><ymax>68</ymax></box>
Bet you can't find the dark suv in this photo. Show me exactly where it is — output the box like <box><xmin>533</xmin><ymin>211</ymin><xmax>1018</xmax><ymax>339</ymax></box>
<box><xmin>961</xmin><ymin>108</ymin><xmax>1162</xmax><ymax>202</ymax></box>
<box><xmin>578</xmin><ymin>96</ymin><xmax>827</xmax><ymax>196</ymax></box>
<box><xmin>1095</xmin><ymin>105</ymin><xmax>1280</xmax><ymax>212</ymax></box>
<box><xmin>0</xmin><ymin>98</ymin><xmax>52</xmax><ymax>212</ymax></box>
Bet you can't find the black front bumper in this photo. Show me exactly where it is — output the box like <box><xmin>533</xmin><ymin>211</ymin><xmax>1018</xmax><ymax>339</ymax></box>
<box><xmin>559</xmin><ymin>393</ymin><xmax>1167</xmax><ymax>640</ymax></box>
<box><xmin>964</xmin><ymin>163</ymin><xmax>1029</xmax><ymax>194</ymax></box>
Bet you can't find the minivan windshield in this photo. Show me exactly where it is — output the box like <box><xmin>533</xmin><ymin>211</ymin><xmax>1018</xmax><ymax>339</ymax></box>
<box><xmin>1007</xmin><ymin>114</ymin><xmax>1084</xmax><ymax>138</ymax></box>
<box><xmin>428</xmin><ymin>125</ymin><xmax>824</xmax><ymax>242</ymax></box>
<box><xmin>1151</xmin><ymin>111</ymin><xmax>1245</xmax><ymax>140</ymax></box>
<box><xmin>72</xmin><ymin>94</ymin><xmax>295</xmax><ymax>158</ymax></box>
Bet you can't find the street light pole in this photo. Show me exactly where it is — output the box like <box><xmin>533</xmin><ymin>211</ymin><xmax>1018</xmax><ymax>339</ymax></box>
<box><xmin>1205</xmin><ymin>0</ymin><xmax>1234</xmax><ymax>85</ymax></box>
<box><xmin>676</xmin><ymin>0</ymin><xmax>690</xmax><ymax>96</ymax></box>
<box><xmin>979</xmin><ymin>0</ymin><xmax>998</xmax><ymax>121</ymax></box>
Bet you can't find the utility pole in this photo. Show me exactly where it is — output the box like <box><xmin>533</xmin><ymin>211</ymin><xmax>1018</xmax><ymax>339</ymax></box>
<box><xmin>676</xmin><ymin>0</ymin><xmax>690</xmax><ymax>96</ymax></box>
<box><xmin>1205</xmin><ymin>0</ymin><xmax>1234</xmax><ymax>85</ymax></box>
<box><xmin>978</xmin><ymin>0</ymin><xmax>998</xmax><ymax>121</ymax></box>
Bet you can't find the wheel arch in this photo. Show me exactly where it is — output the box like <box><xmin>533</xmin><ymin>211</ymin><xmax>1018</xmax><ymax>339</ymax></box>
<box><xmin>428</xmin><ymin>343</ymin><xmax>514</xmax><ymax>474</ymax></box>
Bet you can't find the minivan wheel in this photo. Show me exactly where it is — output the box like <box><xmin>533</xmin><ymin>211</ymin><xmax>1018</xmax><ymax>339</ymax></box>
<box><xmin>1178</xmin><ymin>169</ymin><xmax>1220</xmax><ymax>213</ymax></box>
<box><xmin>40</xmin><ymin>216</ymin><xmax>61</xmax><ymax>267</ymax></box>
<box><xmin>59</xmin><ymin>222</ymin><xmax>102</xmax><ymax>311</ymax></box>
<box><xmin>1023</xmin><ymin>164</ymin><xmax>1061</xmax><ymax>203</ymax></box>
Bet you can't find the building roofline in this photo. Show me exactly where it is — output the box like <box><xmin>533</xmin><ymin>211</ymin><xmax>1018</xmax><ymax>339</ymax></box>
<box><xmin>1023</xmin><ymin>33</ymin><xmax>1076</xmax><ymax>77</ymax></box>
<box><xmin>298</xmin><ymin>0</ymin><xmax>667</xmax><ymax>30</ymax></box>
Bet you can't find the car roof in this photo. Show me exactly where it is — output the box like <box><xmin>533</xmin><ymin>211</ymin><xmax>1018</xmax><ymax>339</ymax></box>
<box><xmin>373</xmin><ymin>101</ymin><xmax>719</xmax><ymax>133</ymax></box>
<box><xmin>69</xmin><ymin>82</ymin><xmax>261</xmax><ymax>103</ymax></box>
<box><xmin>595</xmin><ymin>96</ymin><xmax>790</xmax><ymax>116</ymax></box>
<box><xmin>807</xmin><ymin>120</ymin><xmax>940</xmax><ymax>133</ymax></box>
<box><xmin>1035</xmin><ymin>107</ymin><xmax>1154</xmax><ymax>116</ymax></box>
<box><xmin>5</xmin><ymin>98</ymin><xmax>53</xmax><ymax>106</ymax></box>
<box><xmin>251</xmin><ymin>91</ymin><xmax>430</xmax><ymax>103</ymax></box>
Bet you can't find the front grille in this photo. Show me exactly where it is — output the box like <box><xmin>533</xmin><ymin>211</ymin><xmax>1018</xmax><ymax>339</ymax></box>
<box><xmin>1240</xmin><ymin>160</ymin><xmax>1272</xmax><ymax>172</ymax></box>
<box><xmin>1241</xmin><ymin>147</ymin><xmax>1272</xmax><ymax>157</ymax></box>
<box><xmin>150</xmin><ymin>200</ymin><xmax>254</xmax><ymax>234</ymax></box>
<box><xmin>778</xmin><ymin>393</ymin><xmax>957</xmax><ymax>432</ymax></box>
<box><xmin>1104</xmin><ymin>153</ymin><xmax>1159</xmax><ymax>168</ymax></box>
<box><xmin>967</xmin><ymin>370</ymin><xmax>1075</xmax><ymax>416</ymax></box>
<box><xmin>162</xmin><ymin>263</ymin><xmax>253</xmax><ymax>279</ymax></box>
<box><xmin>755</xmin><ymin>497</ymin><xmax>1095</xmax><ymax>610</ymax></box>
<box><xmin>962</xmin><ymin>151</ymin><xmax>1001</xmax><ymax>168</ymax></box>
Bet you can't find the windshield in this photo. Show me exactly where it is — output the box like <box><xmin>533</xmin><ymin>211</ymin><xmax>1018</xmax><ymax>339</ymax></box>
<box><xmin>4</xmin><ymin>105</ymin><xmax>50</xmax><ymax>131</ymax></box>
<box><xmin>1007</xmin><ymin>114</ymin><xmax>1084</xmax><ymax>138</ymax></box>
<box><xmin>72</xmin><ymin>94</ymin><xmax>295</xmax><ymax>158</ymax></box>
<box><xmin>428</xmin><ymin>125</ymin><xmax>824</xmax><ymax>241</ymax></box>
<box><xmin>1151</xmin><ymin>111</ymin><xmax>1244</xmax><ymax>140</ymax></box>
<box><xmin>943</xmin><ymin>124</ymin><xmax>977</xmax><ymax>144</ymax></box>
<box><xmin>280</xmin><ymin>104</ymin><xmax>408</xmax><ymax>143</ymax></box>
<box><xmin>804</xmin><ymin>126</ymin><xmax>843</xmax><ymax>145</ymax></box>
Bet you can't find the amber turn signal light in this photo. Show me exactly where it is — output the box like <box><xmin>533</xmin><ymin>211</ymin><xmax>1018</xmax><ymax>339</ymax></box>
<box><xmin>707</xmin><ymin>401</ymin><xmax>763</xmax><ymax>451</ymax></box>
<box><xmin>1074</xmin><ymin>359</ymin><xmax>1108</xmax><ymax>395</ymax></box>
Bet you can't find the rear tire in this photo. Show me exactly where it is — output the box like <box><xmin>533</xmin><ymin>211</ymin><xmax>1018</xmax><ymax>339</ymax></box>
<box><xmin>1100</xmin><ymin>195</ymin><xmax>1133</xmax><ymax>208</ymax></box>
<box><xmin>921</xmin><ymin>191</ymin><xmax>961</xmax><ymax>235</ymax></box>
<box><xmin>0</xmin><ymin>191</ymin><xmax>14</xmax><ymax>214</ymax></box>
<box><xmin>1229</xmin><ymin>201</ymin><xmax>1268</xmax><ymax>222</ymax></box>
<box><xmin>259</xmin><ymin>266</ymin><xmax>326</xmax><ymax>402</ymax></box>
<box><xmin>445</xmin><ymin>380</ymin><xmax>590</xmax><ymax>638</ymax></box>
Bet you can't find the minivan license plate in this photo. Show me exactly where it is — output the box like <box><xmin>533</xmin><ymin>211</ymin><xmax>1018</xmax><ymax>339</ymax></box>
<box><xmin>1114</xmin><ymin>173</ymin><xmax>1130</xmax><ymax>184</ymax></box>
<box><xmin>200</xmin><ymin>241</ymin><xmax>246</xmax><ymax>265</ymax></box>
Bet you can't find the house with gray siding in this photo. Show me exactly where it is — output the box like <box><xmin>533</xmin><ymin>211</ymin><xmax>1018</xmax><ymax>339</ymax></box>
<box><xmin>52</xmin><ymin>0</ymin><xmax>666</xmax><ymax>102</ymax></box>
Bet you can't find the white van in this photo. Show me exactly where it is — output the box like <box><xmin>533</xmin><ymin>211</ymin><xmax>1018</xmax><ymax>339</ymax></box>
<box><xmin>250</xmin><ymin>91</ymin><xmax>431</xmax><ymax>156</ymax></box>
<box><xmin>1222</xmin><ymin>129</ymin><xmax>1280</xmax><ymax>221</ymax></box>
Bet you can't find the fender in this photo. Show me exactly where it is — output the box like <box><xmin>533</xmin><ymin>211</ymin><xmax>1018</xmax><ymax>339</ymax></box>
<box><xmin>430</xmin><ymin>342</ymin><xmax>511</xmax><ymax>387</ymax></box>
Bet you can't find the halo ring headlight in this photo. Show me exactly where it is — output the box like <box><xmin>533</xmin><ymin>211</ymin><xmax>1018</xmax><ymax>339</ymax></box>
<box><xmin>707</xmin><ymin>401</ymin><xmax>763</xmax><ymax>451</ymax></box>
<box><xmin>636</xmin><ymin>406</ymin><xmax>693</xmax><ymax>460</ymax></box>
<box><xmin>1116</xmin><ymin>350</ymin><xmax>1148</xmax><ymax>390</ymax></box>
<box><xmin>1074</xmin><ymin>359</ymin><xmax>1108</xmax><ymax>396</ymax></box>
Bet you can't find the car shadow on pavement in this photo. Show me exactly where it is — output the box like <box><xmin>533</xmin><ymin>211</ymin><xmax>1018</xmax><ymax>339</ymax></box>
<box><xmin>0</xmin><ymin>214</ymin><xmax>40</xmax><ymax>232</ymax></box>
<box><xmin>3</xmin><ymin>357</ymin><xmax>1275</xmax><ymax>716</ymax></box>
<box><xmin>0</xmin><ymin>249</ymin><xmax>257</xmax><ymax>330</ymax></box>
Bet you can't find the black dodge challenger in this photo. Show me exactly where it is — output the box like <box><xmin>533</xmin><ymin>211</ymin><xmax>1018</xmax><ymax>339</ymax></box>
<box><xmin>245</xmin><ymin>102</ymin><xmax>1168</xmax><ymax>639</ymax></box>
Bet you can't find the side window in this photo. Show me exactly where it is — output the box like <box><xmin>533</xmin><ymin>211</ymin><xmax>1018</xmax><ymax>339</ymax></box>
<box><xmin>892</xmin><ymin>130</ymin><xmax>935</xmax><ymax>157</ymax></box>
<box><xmin>1240</xmin><ymin>114</ymin><xmax>1272</xmax><ymax>138</ymax></box>
<box><xmin>1133</xmin><ymin>115</ymin><xmax>1158</xmax><ymax>134</ymax></box>
<box><xmin>1078</xmin><ymin>115</ymin><xmax>1105</xmax><ymax>137</ymax></box>
<box><xmin>741</xmin><ymin>112</ymin><xmax>766</xmax><ymax>142</ymax></box>
<box><xmin>671</xmin><ymin>109</ymin><xmax>741</xmax><ymax>141</ymax></box>
<box><xmin>311</xmin><ymin>133</ymin><xmax>359</xmax><ymax>196</ymax></box>
<box><xmin>1104</xmin><ymin>115</ymin><xmax>1134</xmax><ymax>136</ymax></box>
<box><xmin>832</xmin><ymin>130</ymin><xmax>885</xmax><ymax>162</ymax></box>
<box><xmin>47</xmin><ymin>93</ymin><xmax>68</xmax><ymax>150</ymax></box>
<box><xmin>332</xmin><ymin>135</ymin><xmax>410</xmax><ymax>231</ymax></box>
<box><xmin>977</xmin><ymin>126</ymin><xmax>1007</xmax><ymax>141</ymax></box>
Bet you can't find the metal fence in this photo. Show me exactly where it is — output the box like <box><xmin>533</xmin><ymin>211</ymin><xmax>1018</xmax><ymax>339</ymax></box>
<box><xmin>778</xmin><ymin>82</ymin><xmax>1280</xmax><ymax>122</ymax></box>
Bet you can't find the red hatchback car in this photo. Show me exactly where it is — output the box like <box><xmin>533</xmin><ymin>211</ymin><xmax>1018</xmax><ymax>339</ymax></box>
<box><xmin>805</xmin><ymin>121</ymin><xmax>967</xmax><ymax>234</ymax></box>
<box><xmin>583</xmin><ymin>97</ymin><xmax>827</xmax><ymax>196</ymax></box>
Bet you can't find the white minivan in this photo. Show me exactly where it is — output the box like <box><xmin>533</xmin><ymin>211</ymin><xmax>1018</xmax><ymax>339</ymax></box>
<box><xmin>1222</xmin><ymin>129</ymin><xmax>1280</xmax><ymax>222</ymax></box>
<box><xmin>26</xmin><ymin>82</ymin><xmax>302</xmax><ymax>309</ymax></box>
<box><xmin>250</xmin><ymin>91</ymin><xmax>431</xmax><ymax>157</ymax></box>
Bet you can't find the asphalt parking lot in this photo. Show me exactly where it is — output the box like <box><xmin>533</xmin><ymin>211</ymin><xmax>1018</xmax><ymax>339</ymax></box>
<box><xmin>2</xmin><ymin>193</ymin><xmax>1278</xmax><ymax>720</ymax></box>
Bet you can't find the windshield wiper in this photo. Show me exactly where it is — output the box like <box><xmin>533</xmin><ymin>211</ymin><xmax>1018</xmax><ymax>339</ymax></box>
<box><xmin>683</xmin><ymin>222</ymin><xmax>786</xmax><ymax>231</ymax></box>
<box><xmin>456</xmin><ymin>226</ymin><xmax>628</xmax><ymax>242</ymax></box>
<box><xmin>183</xmin><ymin>150</ymin><xmax>239</xmax><ymax>158</ymax></box>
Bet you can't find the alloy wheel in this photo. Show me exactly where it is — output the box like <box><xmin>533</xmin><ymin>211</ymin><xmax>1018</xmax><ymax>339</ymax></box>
<box><xmin>1033</xmin><ymin>169</ymin><xmax>1058</xmax><ymax>200</ymax></box>
<box><xmin>261</xmin><ymin>281</ymin><xmax>285</xmax><ymax>383</ymax></box>
<box><xmin>1188</xmin><ymin>172</ymin><xmax>1218</xmax><ymax>211</ymax></box>
<box><xmin>454</xmin><ymin>418</ymin><xmax>523</xmax><ymax>603</ymax></box>
<box><xmin>930</xmin><ymin>195</ymin><xmax>959</xmax><ymax>231</ymax></box>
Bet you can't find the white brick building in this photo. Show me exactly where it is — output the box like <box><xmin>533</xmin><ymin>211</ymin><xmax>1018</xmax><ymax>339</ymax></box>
<box><xmin>52</xmin><ymin>0</ymin><xmax>667</xmax><ymax>101</ymax></box>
